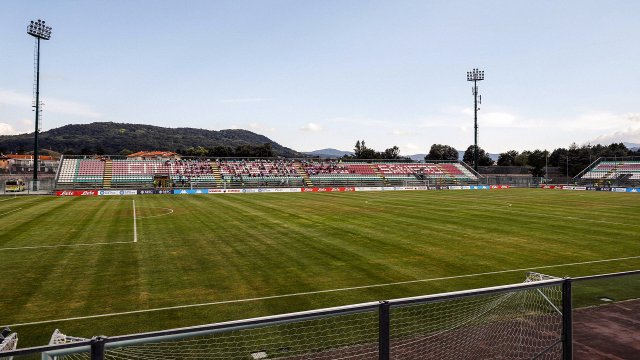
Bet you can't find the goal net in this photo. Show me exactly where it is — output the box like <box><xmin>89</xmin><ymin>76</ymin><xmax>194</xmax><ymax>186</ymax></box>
<box><xmin>0</xmin><ymin>331</ymin><xmax>18</xmax><ymax>360</ymax></box>
<box><xmin>389</xmin><ymin>272</ymin><xmax>563</xmax><ymax>359</ymax></box>
<box><xmin>47</xmin><ymin>272</ymin><xmax>564</xmax><ymax>360</ymax></box>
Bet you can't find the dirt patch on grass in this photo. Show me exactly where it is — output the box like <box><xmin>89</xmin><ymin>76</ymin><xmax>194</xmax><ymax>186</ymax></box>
<box><xmin>573</xmin><ymin>299</ymin><xmax>640</xmax><ymax>359</ymax></box>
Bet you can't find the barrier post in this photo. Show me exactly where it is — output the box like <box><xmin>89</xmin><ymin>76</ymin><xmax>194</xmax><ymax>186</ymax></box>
<box><xmin>90</xmin><ymin>336</ymin><xmax>107</xmax><ymax>360</ymax></box>
<box><xmin>562</xmin><ymin>279</ymin><xmax>572</xmax><ymax>360</ymax></box>
<box><xmin>378</xmin><ymin>301</ymin><xmax>390</xmax><ymax>360</ymax></box>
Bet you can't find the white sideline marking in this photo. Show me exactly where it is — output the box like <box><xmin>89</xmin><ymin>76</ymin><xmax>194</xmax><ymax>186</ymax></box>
<box><xmin>0</xmin><ymin>196</ymin><xmax>17</xmax><ymax>202</ymax></box>
<box><xmin>133</xmin><ymin>200</ymin><xmax>138</xmax><ymax>243</ymax></box>
<box><xmin>0</xmin><ymin>208</ymin><xmax>22</xmax><ymax>216</ymax></box>
<box><xmin>0</xmin><ymin>241</ymin><xmax>134</xmax><ymax>251</ymax></box>
<box><xmin>6</xmin><ymin>254</ymin><xmax>640</xmax><ymax>327</ymax></box>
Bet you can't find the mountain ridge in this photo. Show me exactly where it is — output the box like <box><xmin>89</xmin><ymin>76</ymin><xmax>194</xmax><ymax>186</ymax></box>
<box><xmin>0</xmin><ymin>122</ymin><xmax>300</xmax><ymax>157</ymax></box>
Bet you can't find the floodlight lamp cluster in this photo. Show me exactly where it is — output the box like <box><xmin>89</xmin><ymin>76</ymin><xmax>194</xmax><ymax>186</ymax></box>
<box><xmin>466</xmin><ymin>68</ymin><xmax>484</xmax><ymax>81</ymax></box>
<box><xmin>27</xmin><ymin>19</ymin><xmax>52</xmax><ymax>40</ymax></box>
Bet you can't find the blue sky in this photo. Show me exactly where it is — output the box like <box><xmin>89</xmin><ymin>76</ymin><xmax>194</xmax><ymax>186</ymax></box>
<box><xmin>1</xmin><ymin>1</ymin><xmax>639</xmax><ymax>154</ymax></box>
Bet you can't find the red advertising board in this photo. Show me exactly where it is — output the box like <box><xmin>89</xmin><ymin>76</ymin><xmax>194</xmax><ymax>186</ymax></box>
<box><xmin>56</xmin><ymin>190</ymin><xmax>98</xmax><ymax>196</ymax></box>
<box><xmin>490</xmin><ymin>185</ymin><xmax>511</xmax><ymax>189</ymax></box>
<box><xmin>301</xmin><ymin>187</ymin><xmax>356</xmax><ymax>192</ymax></box>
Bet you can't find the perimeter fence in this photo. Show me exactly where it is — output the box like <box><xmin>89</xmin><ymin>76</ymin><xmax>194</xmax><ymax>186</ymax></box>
<box><xmin>2</xmin><ymin>270</ymin><xmax>638</xmax><ymax>360</ymax></box>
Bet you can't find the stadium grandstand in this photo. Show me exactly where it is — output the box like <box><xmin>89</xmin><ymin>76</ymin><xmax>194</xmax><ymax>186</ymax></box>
<box><xmin>54</xmin><ymin>154</ymin><xmax>479</xmax><ymax>189</ymax></box>
<box><xmin>576</xmin><ymin>157</ymin><xmax>640</xmax><ymax>186</ymax></box>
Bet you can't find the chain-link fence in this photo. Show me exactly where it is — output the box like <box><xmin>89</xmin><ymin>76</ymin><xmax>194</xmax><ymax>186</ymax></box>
<box><xmin>571</xmin><ymin>271</ymin><xmax>640</xmax><ymax>359</ymax></box>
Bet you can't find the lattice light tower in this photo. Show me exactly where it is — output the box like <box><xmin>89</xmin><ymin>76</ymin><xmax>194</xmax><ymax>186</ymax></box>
<box><xmin>27</xmin><ymin>19</ymin><xmax>52</xmax><ymax>191</ymax></box>
<box><xmin>467</xmin><ymin>68</ymin><xmax>484</xmax><ymax>171</ymax></box>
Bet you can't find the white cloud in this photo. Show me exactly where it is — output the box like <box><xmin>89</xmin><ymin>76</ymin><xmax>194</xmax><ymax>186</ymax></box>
<box><xmin>0</xmin><ymin>90</ymin><xmax>31</xmax><ymax>107</ymax></box>
<box><xmin>219</xmin><ymin>97</ymin><xmax>270</xmax><ymax>104</ymax></box>
<box><xmin>482</xmin><ymin>112</ymin><xmax>517</xmax><ymax>127</ymax></box>
<box><xmin>327</xmin><ymin>116</ymin><xmax>393</xmax><ymax>127</ymax></box>
<box><xmin>0</xmin><ymin>89</ymin><xmax>102</xmax><ymax>118</ymax></box>
<box><xmin>45</xmin><ymin>99</ymin><xmax>102</xmax><ymax>118</ymax></box>
<box><xmin>0</xmin><ymin>123</ymin><xmax>17</xmax><ymax>135</ymax></box>
<box><xmin>391</xmin><ymin>129</ymin><xmax>409</xmax><ymax>136</ymax></box>
<box><xmin>404</xmin><ymin>143</ymin><xmax>420</xmax><ymax>152</ymax></box>
<box><xmin>300</xmin><ymin>122</ymin><xmax>322</xmax><ymax>132</ymax></box>
<box><xmin>589</xmin><ymin>128</ymin><xmax>640</xmax><ymax>145</ymax></box>
<box><xmin>248</xmin><ymin>122</ymin><xmax>276</xmax><ymax>134</ymax></box>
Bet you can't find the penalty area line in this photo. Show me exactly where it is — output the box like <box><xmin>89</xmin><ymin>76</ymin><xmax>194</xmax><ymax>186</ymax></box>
<box><xmin>6</xmin><ymin>254</ymin><xmax>640</xmax><ymax>328</ymax></box>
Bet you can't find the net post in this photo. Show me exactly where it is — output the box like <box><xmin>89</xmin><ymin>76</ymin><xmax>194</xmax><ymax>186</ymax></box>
<box><xmin>90</xmin><ymin>335</ymin><xmax>107</xmax><ymax>360</ymax></box>
<box><xmin>562</xmin><ymin>278</ymin><xmax>573</xmax><ymax>360</ymax></box>
<box><xmin>378</xmin><ymin>300</ymin><xmax>390</xmax><ymax>360</ymax></box>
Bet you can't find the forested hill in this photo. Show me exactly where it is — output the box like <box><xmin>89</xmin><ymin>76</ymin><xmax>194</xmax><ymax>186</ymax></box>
<box><xmin>0</xmin><ymin>122</ymin><xmax>301</xmax><ymax>157</ymax></box>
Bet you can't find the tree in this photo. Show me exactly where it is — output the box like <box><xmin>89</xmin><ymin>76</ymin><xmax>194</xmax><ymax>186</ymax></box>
<box><xmin>514</xmin><ymin>150</ymin><xmax>531</xmax><ymax>166</ymax></box>
<box><xmin>209</xmin><ymin>146</ymin><xmax>233</xmax><ymax>157</ymax></box>
<box><xmin>354</xmin><ymin>140</ymin><xmax>362</xmax><ymax>158</ymax></box>
<box><xmin>257</xmin><ymin>143</ymin><xmax>274</xmax><ymax>157</ymax></box>
<box><xmin>349</xmin><ymin>140</ymin><xmax>407</xmax><ymax>160</ymax></box>
<box><xmin>463</xmin><ymin>145</ymin><xmax>494</xmax><ymax>166</ymax></box>
<box><xmin>352</xmin><ymin>140</ymin><xmax>376</xmax><ymax>159</ymax></box>
<box><xmin>184</xmin><ymin>146</ymin><xmax>209</xmax><ymax>157</ymax></box>
<box><xmin>527</xmin><ymin>149</ymin><xmax>547</xmax><ymax>177</ymax></box>
<box><xmin>497</xmin><ymin>150</ymin><xmax>518</xmax><ymax>166</ymax></box>
<box><xmin>425</xmin><ymin>144</ymin><xmax>458</xmax><ymax>161</ymax></box>
<box><xmin>382</xmin><ymin>146</ymin><xmax>400</xmax><ymax>159</ymax></box>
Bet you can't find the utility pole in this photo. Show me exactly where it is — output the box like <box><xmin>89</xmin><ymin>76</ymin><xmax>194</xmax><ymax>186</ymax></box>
<box><xmin>27</xmin><ymin>19</ymin><xmax>53</xmax><ymax>191</ymax></box>
<box><xmin>545</xmin><ymin>150</ymin><xmax>549</xmax><ymax>184</ymax></box>
<box><xmin>467</xmin><ymin>68</ymin><xmax>484</xmax><ymax>172</ymax></box>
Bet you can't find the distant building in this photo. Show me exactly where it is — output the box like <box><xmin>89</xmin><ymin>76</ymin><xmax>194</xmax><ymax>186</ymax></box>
<box><xmin>1</xmin><ymin>154</ymin><xmax>58</xmax><ymax>174</ymax></box>
<box><xmin>0</xmin><ymin>155</ymin><xmax>10</xmax><ymax>171</ymax></box>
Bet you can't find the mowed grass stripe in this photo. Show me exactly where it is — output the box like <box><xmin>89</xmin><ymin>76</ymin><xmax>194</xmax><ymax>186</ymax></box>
<box><xmin>421</xmin><ymin>191</ymin><xmax>639</xmax><ymax>223</ymax></box>
<box><xmin>0</xmin><ymin>197</ymin><xmax>134</xmax><ymax>247</ymax></box>
<box><xmin>1</xmin><ymin>189</ymin><xmax>638</xmax><ymax>347</ymax></box>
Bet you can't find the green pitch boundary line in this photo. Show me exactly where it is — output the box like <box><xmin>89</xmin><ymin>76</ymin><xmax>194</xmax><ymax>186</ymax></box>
<box><xmin>6</xmin><ymin>254</ymin><xmax>640</xmax><ymax>328</ymax></box>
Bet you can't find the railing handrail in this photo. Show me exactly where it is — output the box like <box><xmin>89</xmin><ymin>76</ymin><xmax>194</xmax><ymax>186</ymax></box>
<box><xmin>572</xmin><ymin>156</ymin><xmax>602</xmax><ymax>180</ymax></box>
<box><xmin>572</xmin><ymin>269</ymin><xmax>640</xmax><ymax>282</ymax></box>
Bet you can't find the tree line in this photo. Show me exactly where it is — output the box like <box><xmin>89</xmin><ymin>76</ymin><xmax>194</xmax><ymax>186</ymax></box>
<box><xmin>424</xmin><ymin>142</ymin><xmax>640</xmax><ymax>177</ymax></box>
<box><xmin>342</xmin><ymin>140</ymin><xmax>410</xmax><ymax>160</ymax></box>
<box><xmin>178</xmin><ymin>143</ymin><xmax>276</xmax><ymax>158</ymax></box>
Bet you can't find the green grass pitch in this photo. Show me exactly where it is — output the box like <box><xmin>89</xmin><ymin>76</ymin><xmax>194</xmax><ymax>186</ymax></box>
<box><xmin>0</xmin><ymin>189</ymin><xmax>639</xmax><ymax>347</ymax></box>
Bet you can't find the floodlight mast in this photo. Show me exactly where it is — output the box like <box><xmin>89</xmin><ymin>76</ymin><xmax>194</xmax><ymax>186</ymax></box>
<box><xmin>27</xmin><ymin>19</ymin><xmax>52</xmax><ymax>191</ymax></box>
<box><xmin>466</xmin><ymin>68</ymin><xmax>484</xmax><ymax>172</ymax></box>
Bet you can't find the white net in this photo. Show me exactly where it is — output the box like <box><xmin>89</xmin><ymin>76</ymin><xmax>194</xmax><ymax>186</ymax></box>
<box><xmin>0</xmin><ymin>332</ymin><xmax>18</xmax><ymax>360</ymax></box>
<box><xmin>525</xmin><ymin>272</ymin><xmax>562</xmax><ymax>282</ymax></box>
<box><xmin>49</xmin><ymin>329</ymin><xmax>89</xmax><ymax>345</ymax></box>
<box><xmin>53</xmin><ymin>310</ymin><xmax>379</xmax><ymax>360</ymax></box>
<box><xmin>50</xmin><ymin>273</ymin><xmax>564</xmax><ymax>360</ymax></box>
<box><xmin>389</xmin><ymin>273</ymin><xmax>563</xmax><ymax>359</ymax></box>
